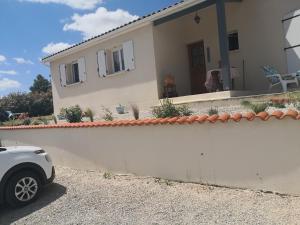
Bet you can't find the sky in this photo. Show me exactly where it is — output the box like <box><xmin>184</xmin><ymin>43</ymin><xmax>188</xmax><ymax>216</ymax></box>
<box><xmin>0</xmin><ymin>0</ymin><xmax>179</xmax><ymax>96</ymax></box>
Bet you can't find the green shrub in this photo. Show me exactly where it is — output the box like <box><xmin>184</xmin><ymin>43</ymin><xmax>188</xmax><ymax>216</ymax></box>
<box><xmin>102</xmin><ymin>107</ymin><xmax>113</xmax><ymax>121</ymax></box>
<box><xmin>241</xmin><ymin>100</ymin><xmax>251</xmax><ymax>107</ymax></box>
<box><xmin>178</xmin><ymin>105</ymin><xmax>193</xmax><ymax>116</ymax></box>
<box><xmin>152</xmin><ymin>99</ymin><xmax>193</xmax><ymax>118</ymax></box>
<box><xmin>208</xmin><ymin>107</ymin><xmax>219</xmax><ymax>116</ymax></box>
<box><xmin>250</xmin><ymin>103</ymin><xmax>268</xmax><ymax>114</ymax></box>
<box><xmin>23</xmin><ymin>118</ymin><xmax>31</xmax><ymax>125</ymax></box>
<box><xmin>61</xmin><ymin>105</ymin><xmax>83</xmax><ymax>123</ymax></box>
<box><xmin>31</xmin><ymin>119</ymin><xmax>43</xmax><ymax>125</ymax></box>
<box><xmin>269</xmin><ymin>102</ymin><xmax>286</xmax><ymax>109</ymax></box>
<box><xmin>241</xmin><ymin>100</ymin><xmax>269</xmax><ymax>114</ymax></box>
<box><xmin>85</xmin><ymin>108</ymin><xmax>94</xmax><ymax>122</ymax></box>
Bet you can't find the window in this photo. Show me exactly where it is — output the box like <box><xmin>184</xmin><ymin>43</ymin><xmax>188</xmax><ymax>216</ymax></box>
<box><xmin>112</xmin><ymin>48</ymin><xmax>125</xmax><ymax>73</ymax></box>
<box><xmin>66</xmin><ymin>62</ymin><xmax>80</xmax><ymax>85</ymax></box>
<box><xmin>97</xmin><ymin>40</ymin><xmax>135</xmax><ymax>77</ymax></box>
<box><xmin>59</xmin><ymin>57</ymin><xmax>86</xmax><ymax>87</ymax></box>
<box><xmin>228</xmin><ymin>32</ymin><xmax>239</xmax><ymax>51</ymax></box>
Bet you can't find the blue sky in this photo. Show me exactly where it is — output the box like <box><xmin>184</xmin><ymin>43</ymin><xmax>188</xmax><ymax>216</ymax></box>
<box><xmin>0</xmin><ymin>0</ymin><xmax>179</xmax><ymax>96</ymax></box>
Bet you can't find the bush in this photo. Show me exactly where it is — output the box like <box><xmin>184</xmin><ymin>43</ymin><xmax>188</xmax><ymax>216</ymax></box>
<box><xmin>85</xmin><ymin>108</ymin><xmax>94</xmax><ymax>122</ymax></box>
<box><xmin>208</xmin><ymin>107</ymin><xmax>219</xmax><ymax>116</ymax></box>
<box><xmin>23</xmin><ymin>118</ymin><xmax>31</xmax><ymax>125</ymax></box>
<box><xmin>102</xmin><ymin>107</ymin><xmax>113</xmax><ymax>121</ymax></box>
<box><xmin>61</xmin><ymin>105</ymin><xmax>83</xmax><ymax>123</ymax></box>
<box><xmin>241</xmin><ymin>100</ymin><xmax>269</xmax><ymax>114</ymax></box>
<box><xmin>152</xmin><ymin>99</ymin><xmax>193</xmax><ymax>118</ymax></box>
<box><xmin>269</xmin><ymin>102</ymin><xmax>286</xmax><ymax>109</ymax></box>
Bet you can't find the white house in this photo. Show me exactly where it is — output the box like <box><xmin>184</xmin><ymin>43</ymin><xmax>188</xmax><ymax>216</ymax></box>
<box><xmin>42</xmin><ymin>0</ymin><xmax>300</xmax><ymax>116</ymax></box>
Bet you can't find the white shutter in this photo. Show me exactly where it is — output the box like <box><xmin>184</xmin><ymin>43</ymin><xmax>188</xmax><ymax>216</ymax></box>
<box><xmin>123</xmin><ymin>40</ymin><xmax>135</xmax><ymax>71</ymax></box>
<box><xmin>59</xmin><ymin>64</ymin><xmax>66</xmax><ymax>87</ymax></box>
<box><xmin>78</xmin><ymin>57</ymin><xmax>86</xmax><ymax>82</ymax></box>
<box><xmin>97</xmin><ymin>50</ymin><xmax>107</xmax><ymax>77</ymax></box>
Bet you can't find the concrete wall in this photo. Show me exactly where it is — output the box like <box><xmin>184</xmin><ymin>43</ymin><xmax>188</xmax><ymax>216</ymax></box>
<box><xmin>50</xmin><ymin>25</ymin><xmax>159</xmax><ymax>117</ymax></box>
<box><xmin>1</xmin><ymin>118</ymin><xmax>300</xmax><ymax>195</ymax></box>
<box><xmin>153</xmin><ymin>0</ymin><xmax>300</xmax><ymax>96</ymax></box>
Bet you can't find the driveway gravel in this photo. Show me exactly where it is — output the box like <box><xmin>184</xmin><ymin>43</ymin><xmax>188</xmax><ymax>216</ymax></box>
<box><xmin>1</xmin><ymin>166</ymin><xmax>300</xmax><ymax>225</ymax></box>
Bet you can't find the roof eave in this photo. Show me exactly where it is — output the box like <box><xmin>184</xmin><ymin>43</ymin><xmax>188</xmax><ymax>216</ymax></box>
<box><xmin>42</xmin><ymin>0</ymin><xmax>202</xmax><ymax>64</ymax></box>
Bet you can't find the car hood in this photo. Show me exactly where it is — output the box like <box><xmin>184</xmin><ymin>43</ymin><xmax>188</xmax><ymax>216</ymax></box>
<box><xmin>3</xmin><ymin>146</ymin><xmax>42</xmax><ymax>153</ymax></box>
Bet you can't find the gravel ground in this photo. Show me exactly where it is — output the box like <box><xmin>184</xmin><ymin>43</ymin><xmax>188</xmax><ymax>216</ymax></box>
<box><xmin>1</xmin><ymin>166</ymin><xmax>300</xmax><ymax>225</ymax></box>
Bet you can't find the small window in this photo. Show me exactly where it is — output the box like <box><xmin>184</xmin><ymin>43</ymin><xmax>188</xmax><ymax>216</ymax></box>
<box><xmin>228</xmin><ymin>32</ymin><xmax>239</xmax><ymax>51</ymax></box>
<box><xmin>66</xmin><ymin>61</ymin><xmax>80</xmax><ymax>85</ymax></box>
<box><xmin>112</xmin><ymin>47</ymin><xmax>125</xmax><ymax>73</ymax></box>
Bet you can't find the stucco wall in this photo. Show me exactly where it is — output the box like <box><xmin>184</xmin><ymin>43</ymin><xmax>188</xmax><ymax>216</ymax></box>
<box><xmin>1</xmin><ymin>118</ymin><xmax>300</xmax><ymax>195</ymax></box>
<box><xmin>50</xmin><ymin>25</ymin><xmax>159</xmax><ymax>117</ymax></box>
<box><xmin>153</xmin><ymin>0</ymin><xmax>300</xmax><ymax>95</ymax></box>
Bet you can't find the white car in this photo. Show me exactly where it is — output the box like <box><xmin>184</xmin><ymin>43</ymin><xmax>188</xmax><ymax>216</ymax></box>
<box><xmin>0</xmin><ymin>146</ymin><xmax>55</xmax><ymax>207</ymax></box>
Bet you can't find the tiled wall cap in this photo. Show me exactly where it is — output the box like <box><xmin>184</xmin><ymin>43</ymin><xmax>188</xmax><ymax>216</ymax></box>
<box><xmin>0</xmin><ymin>110</ymin><xmax>299</xmax><ymax>130</ymax></box>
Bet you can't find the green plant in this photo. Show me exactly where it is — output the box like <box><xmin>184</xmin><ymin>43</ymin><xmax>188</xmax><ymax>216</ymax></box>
<box><xmin>61</xmin><ymin>105</ymin><xmax>83</xmax><ymax>123</ymax></box>
<box><xmin>102</xmin><ymin>107</ymin><xmax>113</xmax><ymax>121</ymax></box>
<box><xmin>131</xmin><ymin>104</ymin><xmax>140</xmax><ymax>120</ymax></box>
<box><xmin>152</xmin><ymin>99</ymin><xmax>193</xmax><ymax>118</ymax></box>
<box><xmin>103</xmin><ymin>172</ymin><xmax>112</xmax><ymax>179</ymax></box>
<box><xmin>23</xmin><ymin>118</ymin><xmax>31</xmax><ymax>125</ymax></box>
<box><xmin>39</xmin><ymin>117</ymin><xmax>49</xmax><ymax>125</ymax></box>
<box><xmin>85</xmin><ymin>108</ymin><xmax>94</xmax><ymax>122</ymax></box>
<box><xmin>178</xmin><ymin>105</ymin><xmax>193</xmax><ymax>116</ymax></box>
<box><xmin>241</xmin><ymin>100</ymin><xmax>269</xmax><ymax>114</ymax></box>
<box><xmin>269</xmin><ymin>102</ymin><xmax>286</xmax><ymax>109</ymax></box>
<box><xmin>31</xmin><ymin>119</ymin><xmax>43</xmax><ymax>125</ymax></box>
<box><xmin>208</xmin><ymin>107</ymin><xmax>219</xmax><ymax>116</ymax></box>
<box><xmin>241</xmin><ymin>100</ymin><xmax>251</xmax><ymax>107</ymax></box>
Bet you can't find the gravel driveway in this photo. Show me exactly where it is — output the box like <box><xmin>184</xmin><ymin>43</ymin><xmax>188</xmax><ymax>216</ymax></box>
<box><xmin>1</xmin><ymin>166</ymin><xmax>300</xmax><ymax>225</ymax></box>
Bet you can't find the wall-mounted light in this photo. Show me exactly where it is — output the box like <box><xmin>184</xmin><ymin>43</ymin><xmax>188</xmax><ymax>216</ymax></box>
<box><xmin>194</xmin><ymin>12</ymin><xmax>201</xmax><ymax>24</ymax></box>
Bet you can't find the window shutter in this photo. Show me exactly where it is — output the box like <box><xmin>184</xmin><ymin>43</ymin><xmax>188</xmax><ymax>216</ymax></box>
<box><xmin>78</xmin><ymin>57</ymin><xmax>86</xmax><ymax>82</ymax></box>
<box><xmin>97</xmin><ymin>50</ymin><xmax>107</xmax><ymax>77</ymax></box>
<box><xmin>123</xmin><ymin>40</ymin><xmax>135</xmax><ymax>71</ymax></box>
<box><xmin>59</xmin><ymin>64</ymin><xmax>67</xmax><ymax>87</ymax></box>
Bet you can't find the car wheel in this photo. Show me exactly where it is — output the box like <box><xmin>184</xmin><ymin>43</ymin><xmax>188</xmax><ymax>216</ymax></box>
<box><xmin>5</xmin><ymin>171</ymin><xmax>41</xmax><ymax>207</ymax></box>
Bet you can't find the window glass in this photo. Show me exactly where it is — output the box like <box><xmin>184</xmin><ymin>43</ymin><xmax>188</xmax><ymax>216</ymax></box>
<box><xmin>228</xmin><ymin>32</ymin><xmax>239</xmax><ymax>51</ymax></box>
<box><xmin>120</xmin><ymin>48</ymin><xmax>125</xmax><ymax>71</ymax></box>
<box><xmin>113</xmin><ymin>51</ymin><xmax>121</xmax><ymax>73</ymax></box>
<box><xmin>72</xmin><ymin>63</ymin><xmax>80</xmax><ymax>83</ymax></box>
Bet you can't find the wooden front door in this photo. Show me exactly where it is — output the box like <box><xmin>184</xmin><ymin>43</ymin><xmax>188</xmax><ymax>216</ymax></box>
<box><xmin>188</xmin><ymin>41</ymin><xmax>207</xmax><ymax>94</ymax></box>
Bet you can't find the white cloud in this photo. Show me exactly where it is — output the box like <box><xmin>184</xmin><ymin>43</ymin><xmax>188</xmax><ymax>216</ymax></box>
<box><xmin>0</xmin><ymin>78</ymin><xmax>21</xmax><ymax>91</ymax></box>
<box><xmin>0</xmin><ymin>55</ymin><xmax>6</xmax><ymax>63</ymax></box>
<box><xmin>42</xmin><ymin>42</ymin><xmax>73</xmax><ymax>55</ymax></box>
<box><xmin>13</xmin><ymin>57</ymin><xmax>34</xmax><ymax>65</ymax></box>
<box><xmin>63</xmin><ymin>7</ymin><xmax>139</xmax><ymax>39</ymax></box>
<box><xmin>0</xmin><ymin>70</ymin><xmax>18</xmax><ymax>75</ymax></box>
<box><xmin>19</xmin><ymin>0</ymin><xmax>103</xmax><ymax>10</ymax></box>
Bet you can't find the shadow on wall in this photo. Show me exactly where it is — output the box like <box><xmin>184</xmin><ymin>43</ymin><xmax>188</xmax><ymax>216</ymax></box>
<box><xmin>0</xmin><ymin>183</ymin><xmax>66</xmax><ymax>225</ymax></box>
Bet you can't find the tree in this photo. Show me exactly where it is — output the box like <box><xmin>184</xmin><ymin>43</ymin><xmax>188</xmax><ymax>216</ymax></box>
<box><xmin>0</xmin><ymin>74</ymin><xmax>54</xmax><ymax>117</ymax></box>
<box><xmin>30</xmin><ymin>74</ymin><xmax>51</xmax><ymax>93</ymax></box>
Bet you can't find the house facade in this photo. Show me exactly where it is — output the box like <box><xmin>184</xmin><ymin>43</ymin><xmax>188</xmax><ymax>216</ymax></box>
<box><xmin>43</xmin><ymin>0</ymin><xmax>300</xmax><ymax>116</ymax></box>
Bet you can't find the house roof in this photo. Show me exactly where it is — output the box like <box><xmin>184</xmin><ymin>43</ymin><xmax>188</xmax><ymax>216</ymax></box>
<box><xmin>42</xmin><ymin>0</ymin><xmax>203</xmax><ymax>63</ymax></box>
<box><xmin>0</xmin><ymin>110</ymin><xmax>299</xmax><ymax>130</ymax></box>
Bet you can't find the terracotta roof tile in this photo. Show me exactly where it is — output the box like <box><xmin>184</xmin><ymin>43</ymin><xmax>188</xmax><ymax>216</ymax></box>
<box><xmin>0</xmin><ymin>111</ymin><xmax>299</xmax><ymax>130</ymax></box>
